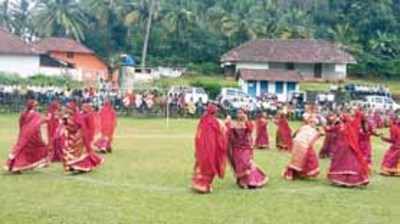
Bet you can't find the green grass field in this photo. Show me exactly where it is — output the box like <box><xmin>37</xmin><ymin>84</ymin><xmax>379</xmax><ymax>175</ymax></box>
<box><xmin>0</xmin><ymin>114</ymin><xmax>399</xmax><ymax>224</ymax></box>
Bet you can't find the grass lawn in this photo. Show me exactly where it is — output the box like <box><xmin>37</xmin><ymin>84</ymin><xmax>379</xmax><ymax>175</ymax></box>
<box><xmin>0</xmin><ymin>114</ymin><xmax>399</xmax><ymax>224</ymax></box>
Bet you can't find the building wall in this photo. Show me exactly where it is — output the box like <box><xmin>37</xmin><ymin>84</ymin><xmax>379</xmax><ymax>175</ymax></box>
<box><xmin>322</xmin><ymin>63</ymin><xmax>347</xmax><ymax>80</ymax></box>
<box><xmin>295</xmin><ymin>63</ymin><xmax>315</xmax><ymax>78</ymax></box>
<box><xmin>268</xmin><ymin>62</ymin><xmax>286</xmax><ymax>70</ymax></box>
<box><xmin>239</xmin><ymin>78</ymin><xmax>299</xmax><ymax>102</ymax></box>
<box><xmin>235</xmin><ymin>62</ymin><xmax>269</xmax><ymax>71</ymax></box>
<box><xmin>38</xmin><ymin>66</ymin><xmax>82</xmax><ymax>80</ymax></box>
<box><xmin>0</xmin><ymin>54</ymin><xmax>40</xmax><ymax>77</ymax></box>
<box><xmin>50</xmin><ymin>51</ymin><xmax>108</xmax><ymax>80</ymax></box>
<box><xmin>230</xmin><ymin>61</ymin><xmax>348</xmax><ymax>81</ymax></box>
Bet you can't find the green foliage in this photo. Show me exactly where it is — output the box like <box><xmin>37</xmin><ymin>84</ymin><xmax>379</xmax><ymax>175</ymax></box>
<box><xmin>190</xmin><ymin>79</ymin><xmax>221</xmax><ymax>99</ymax></box>
<box><xmin>187</xmin><ymin>63</ymin><xmax>221</xmax><ymax>75</ymax></box>
<box><xmin>3</xmin><ymin>0</ymin><xmax>400</xmax><ymax>78</ymax></box>
<box><xmin>190</xmin><ymin>76</ymin><xmax>238</xmax><ymax>98</ymax></box>
<box><xmin>0</xmin><ymin>73</ymin><xmax>82</xmax><ymax>88</ymax></box>
<box><xmin>0</xmin><ymin>72</ymin><xmax>24</xmax><ymax>85</ymax></box>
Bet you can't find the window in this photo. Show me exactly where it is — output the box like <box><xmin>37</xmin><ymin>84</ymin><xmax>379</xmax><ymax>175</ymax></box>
<box><xmin>67</xmin><ymin>52</ymin><xmax>74</xmax><ymax>59</ymax></box>
<box><xmin>260</xmin><ymin>81</ymin><xmax>268</xmax><ymax>94</ymax></box>
<box><xmin>286</xmin><ymin>63</ymin><xmax>295</xmax><ymax>70</ymax></box>
<box><xmin>247</xmin><ymin>80</ymin><xmax>257</xmax><ymax>97</ymax></box>
<box><xmin>287</xmin><ymin>82</ymin><xmax>296</xmax><ymax>93</ymax></box>
<box><xmin>275</xmin><ymin>81</ymin><xmax>284</xmax><ymax>94</ymax></box>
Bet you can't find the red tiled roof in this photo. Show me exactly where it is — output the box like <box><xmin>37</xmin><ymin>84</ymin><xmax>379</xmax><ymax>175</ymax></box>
<box><xmin>222</xmin><ymin>39</ymin><xmax>356</xmax><ymax>64</ymax></box>
<box><xmin>0</xmin><ymin>28</ymin><xmax>38</xmax><ymax>55</ymax></box>
<box><xmin>238</xmin><ymin>69</ymin><xmax>303</xmax><ymax>82</ymax></box>
<box><xmin>34</xmin><ymin>37</ymin><xmax>94</xmax><ymax>54</ymax></box>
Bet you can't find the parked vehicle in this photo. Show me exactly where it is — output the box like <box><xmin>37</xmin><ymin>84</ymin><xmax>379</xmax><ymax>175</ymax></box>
<box><xmin>352</xmin><ymin>95</ymin><xmax>400</xmax><ymax>111</ymax></box>
<box><xmin>168</xmin><ymin>86</ymin><xmax>208</xmax><ymax>104</ymax></box>
<box><xmin>217</xmin><ymin>88</ymin><xmax>258</xmax><ymax>111</ymax></box>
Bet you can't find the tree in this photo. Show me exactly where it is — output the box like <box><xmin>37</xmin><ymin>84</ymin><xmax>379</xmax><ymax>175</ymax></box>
<box><xmin>0</xmin><ymin>0</ymin><xmax>12</xmax><ymax>31</ymax></box>
<box><xmin>33</xmin><ymin>0</ymin><xmax>87</xmax><ymax>41</ymax></box>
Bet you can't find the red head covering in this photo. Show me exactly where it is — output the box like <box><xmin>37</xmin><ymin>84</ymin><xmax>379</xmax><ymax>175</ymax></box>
<box><xmin>206</xmin><ymin>104</ymin><xmax>218</xmax><ymax>115</ymax></box>
<box><xmin>25</xmin><ymin>99</ymin><xmax>37</xmax><ymax>111</ymax></box>
<box><xmin>48</xmin><ymin>101</ymin><xmax>60</xmax><ymax>114</ymax></box>
<box><xmin>66</xmin><ymin>101</ymin><xmax>78</xmax><ymax>114</ymax></box>
<box><xmin>81</xmin><ymin>103</ymin><xmax>93</xmax><ymax>113</ymax></box>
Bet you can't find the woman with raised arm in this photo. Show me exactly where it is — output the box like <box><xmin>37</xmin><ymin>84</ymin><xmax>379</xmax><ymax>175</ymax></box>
<box><xmin>226</xmin><ymin>108</ymin><xmax>268</xmax><ymax>189</ymax></box>
<box><xmin>191</xmin><ymin>104</ymin><xmax>227</xmax><ymax>193</ymax></box>
<box><xmin>319</xmin><ymin>114</ymin><xmax>339</xmax><ymax>159</ymax></box>
<box><xmin>327</xmin><ymin>110</ymin><xmax>370</xmax><ymax>187</ymax></box>
<box><xmin>283</xmin><ymin>113</ymin><xmax>321</xmax><ymax>181</ymax></box>
<box><xmin>380</xmin><ymin>117</ymin><xmax>400</xmax><ymax>176</ymax></box>
<box><xmin>359</xmin><ymin>115</ymin><xmax>380</xmax><ymax>169</ymax></box>
<box><xmin>5</xmin><ymin>100</ymin><xmax>49</xmax><ymax>173</ymax></box>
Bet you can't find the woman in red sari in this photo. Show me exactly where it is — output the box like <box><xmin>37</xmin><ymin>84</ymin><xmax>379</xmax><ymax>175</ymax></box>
<box><xmin>5</xmin><ymin>100</ymin><xmax>49</xmax><ymax>173</ymax></box>
<box><xmin>63</xmin><ymin>102</ymin><xmax>104</xmax><ymax>173</ymax></box>
<box><xmin>274</xmin><ymin>112</ymin><xmax>293</xmax><ymax>152</ymax></box>
<box><xmin>255</xmin><ymin>112</ymin><xmax>269</xmax><ymax>149</ymax></box>
<box><xmin>191</xmin><ymin>104</ymin><xmax>227</xmax><ymax>193</ymax></box>
<box><xmin>227</xmin><ymin>109</ymin><xmax>268</xmax><ymax>189</ymax></box>
<box><xmin>327</xmin><ymin>111</ymin><xmax>370</xmax><ymax>187</ymax></box>
<box><xmin>319</xmin><ymin>114</ymin><xmax>339</xmax><ymax>159</ymax></box>
<box><xmin>380</xmin><ymin>118</ymin><xmax>400</xmax><ymax>176</ymax></box>
<box><xmin>283</xmin><ymin>113</ymin><xmax>321</xmax><ymax>180</ymax></box>
<box><xmin>359</xmin><ymin>115</ymin><xmax>380</xmax><ymax>169</ymax></box>
<box><xmin>95</xmin><ymin>101</ymin><xmax>117</xmax><ymax>153</ymax></box>
<box><xmin>46</xmin><ymin>101</ymin><xmax>64</xmax><ymax>162</ymax></box>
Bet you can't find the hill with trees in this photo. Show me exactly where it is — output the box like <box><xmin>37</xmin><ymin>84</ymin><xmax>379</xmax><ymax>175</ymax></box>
<box><xmin>1</xmin><ymin>0</ymin><xmax>400</xmax><ymax>78</ymax></box>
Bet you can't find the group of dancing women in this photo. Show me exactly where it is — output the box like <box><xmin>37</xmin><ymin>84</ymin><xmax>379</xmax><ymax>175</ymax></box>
<box><xmin>4</xmin><ymin>99</ymin><xmax>400</xmax><ymax>193</ymax></box>
<box><xmin>4</xmin><ymin>99</ymin><xmax>117</xmax><ymax>174</ymax></box>
<box><xmin>192</xmin><ymin>103</ymin><xmax>400</xmax><ymax>193</ymax></box>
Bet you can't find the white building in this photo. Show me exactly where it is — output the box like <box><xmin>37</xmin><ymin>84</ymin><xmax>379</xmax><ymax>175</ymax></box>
<box><xmin>221</xmin><ymin>39</ymin><xmax>356</xmax><ymax>98</ymax></box>
<box><xmin>0</xmin><ymin>28</ymin><xmax>41</xmax><ymax>77</ymax></box>
<box><xmin>0</xmin><ymin>28</ymin><xmax>105</xmax><ymax>81</ymax></box>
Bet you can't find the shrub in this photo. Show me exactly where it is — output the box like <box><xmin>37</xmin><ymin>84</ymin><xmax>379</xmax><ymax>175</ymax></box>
<box><xmin>187</xmin><ymin>62</ymin><xmax>221</xmax><ymax>75</ymax></box>
<box><xmin>0</xmin><ymin>72</ymin><xmax>25</xmax><ymax>85</ymax></box>
<box><xmin>190</xmin><ymin>79</ymin><xmax>222</xmax><ymax>99</ymax></box>
<box><xmin>0</xmin><ymin>73</ymin><xmax>82</xmax><ymax>88</ymax></box>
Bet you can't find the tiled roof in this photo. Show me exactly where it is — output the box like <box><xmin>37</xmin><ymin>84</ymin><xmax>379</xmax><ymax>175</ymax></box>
<box><xmin>0</xmin><ymin>28</ymin><xmax>38</xmax><ymax>55</ymax></box>
<box><xmin>34</xmin><ymin>37</ymin><xmax>94</xmax><ymax>54</ymax></box>
<box><xmin>222</xmin><ymin>39</ymin><xmax>356</xmax><ymax>64</ymax></box>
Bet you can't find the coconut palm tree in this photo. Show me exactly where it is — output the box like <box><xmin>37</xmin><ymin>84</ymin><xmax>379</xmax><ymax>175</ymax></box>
<box><xmin>33</xmin><ymin>0</ymin><xmax>87</xmax><ymax>41</ymax></box>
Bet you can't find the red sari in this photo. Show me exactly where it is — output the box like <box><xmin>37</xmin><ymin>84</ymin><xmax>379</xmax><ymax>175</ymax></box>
<box><xmin>63</xmin><ymin>103</ymin><xmax>104</xmax><ymax>173</ymax></box>
<box><xmin>192</xmin><ymin>105</ymin><xmax>227</xmax><ymax>193</ymax></box>
<box><xmin>95</xmin><ymin>102</ymin><xmax>117</xmax><ymax>153</ymax></box>
<box><xmin>328</xmin><ymin>113</ymin><xmax>370</xmax><ymax>187</ymax></box>
<box><xmin>380</xmin><ymin>123</ymin><xmax>400</xmax><ymax>176</ymax></box>
<box><xmin>47</xmin><ymin>101</ymin><xmax>64</xmax><ymax>162</ymax></box>
<box><xmin>283</xmin><ymin>124</ymin><xmax>320</xmax><ymax>180</ymax></box>
<box><xmin>359</xmin><ymin>127</ymin><xmax>376</xmax><ymax>167</ymax></box>
<box><xmin>275</xmin><ymin>116</ymin><xmax>293</xmax><ymax>152</ymax></box>
<box><xmin>227</xmin><ymin>121</ymin><xmax>268</xmax><ymax>189</ymax></box>
<box><xmin>255</xmin><ymin>118</ymin><xmax>269</xmax><ymax>149</ymax></box>
<box><xmin>5</xmin><ymin>106</ymin><xmax>49</xmax><ymax>173</ymax></box>
<box><xmin>319</xmin><ymin>124</ymin><xmax>339</xmax><ymax>159</ymax></box>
